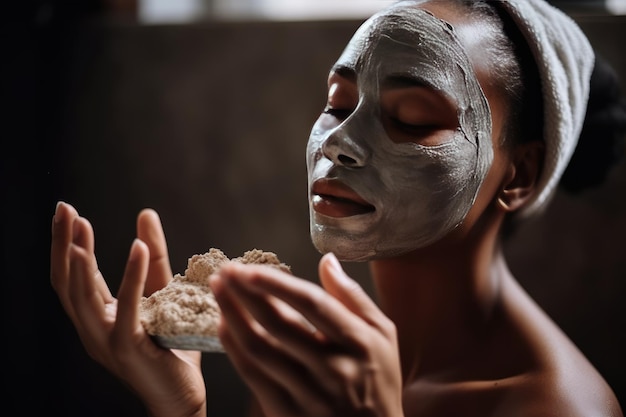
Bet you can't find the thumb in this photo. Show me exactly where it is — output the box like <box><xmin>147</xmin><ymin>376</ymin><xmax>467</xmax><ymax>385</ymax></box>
<box><xmin>319</xmin><ymin>253</ymin><xmax>382</xmax><ymax>326</ymax></box>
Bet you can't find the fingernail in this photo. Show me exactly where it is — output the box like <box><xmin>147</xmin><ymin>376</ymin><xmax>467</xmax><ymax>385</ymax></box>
<box><xmin>53</xmin><ymin>201</ymin><xmax>64</xmax><ymax>224</ymax></box>
<box><xmin>208</xmin><ymin>273</ymin><xmax>221</xmax><ymax>291</ymax></box>
<box><xmin>325</xmin><ymin>252</ymin><xmax>345</xmax><ymax>275</ymax></box>
<box><xmin>129</xmin><ymin>239</ymin><xmax>143</xmax><ymax>261</ymax></box>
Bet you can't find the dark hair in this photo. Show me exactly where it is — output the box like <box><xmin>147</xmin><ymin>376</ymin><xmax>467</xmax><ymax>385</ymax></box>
<box><xmin>560</xmin><ymin>55</ymin><xmax>626</xmax><ymax>193</ymax></box>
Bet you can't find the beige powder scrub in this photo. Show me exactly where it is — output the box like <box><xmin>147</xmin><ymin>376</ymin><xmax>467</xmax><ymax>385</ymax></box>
<box><xmin>139</xmin><ymin>248</ymin><xmax>290</xmax><ymax>352</ymax></box>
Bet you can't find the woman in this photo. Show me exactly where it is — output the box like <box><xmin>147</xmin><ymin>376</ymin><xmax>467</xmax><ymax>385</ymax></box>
<box><xmin>50</xmin><ymin>0</ymin><xmax>625</xmax><ymax>416</ymax></box>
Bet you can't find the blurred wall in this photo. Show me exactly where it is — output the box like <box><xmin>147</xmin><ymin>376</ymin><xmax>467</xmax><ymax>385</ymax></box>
<box><xmin>3</xmin><ymin>12</ymin><xmax>625</xmax><ymax>417</ymax></box>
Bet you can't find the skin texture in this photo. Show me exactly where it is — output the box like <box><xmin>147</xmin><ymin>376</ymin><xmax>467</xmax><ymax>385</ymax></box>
<box><xmin>49</xmin><ymin>1</ymin><xmax>624</xmax><ymax>416</ymax></box>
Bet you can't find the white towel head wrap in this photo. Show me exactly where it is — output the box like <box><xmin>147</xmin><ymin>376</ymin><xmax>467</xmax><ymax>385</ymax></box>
<box><xmin>497</xmin><ymin>0</ymin><xmax>595</xmax><ymax>218</ymax></box>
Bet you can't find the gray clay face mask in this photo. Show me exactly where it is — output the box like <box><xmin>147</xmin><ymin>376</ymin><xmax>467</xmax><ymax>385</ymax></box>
<box><xmin>307</xmin><ymin>4</ymin><xmax>493</xmax><ymax>261</ymax></box>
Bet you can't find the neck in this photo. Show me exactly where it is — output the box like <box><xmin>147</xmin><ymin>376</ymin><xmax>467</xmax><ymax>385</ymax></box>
<box><xmin>369</xmin><ymin>214</ymin><xmax>506</xmax><ymax>381</ymax></box>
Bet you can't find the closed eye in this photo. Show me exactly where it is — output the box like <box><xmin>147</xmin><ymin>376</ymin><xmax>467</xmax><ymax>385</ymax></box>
<box><xmin>390</xmin><ymin>117</ymin><xmax>438</xmax><ymax>134</ymax></box>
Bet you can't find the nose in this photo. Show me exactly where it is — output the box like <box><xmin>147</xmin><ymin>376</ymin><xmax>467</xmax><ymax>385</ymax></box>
<box><xmin>321</xmin><ymin>127</ymin><xmax>369</xmax><ymax>168</ymax></box>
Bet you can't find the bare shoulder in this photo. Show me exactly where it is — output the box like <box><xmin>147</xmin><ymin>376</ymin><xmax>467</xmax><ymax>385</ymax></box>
<box><xmin>402</xmin><ymin>275</ymin><xmax>623</xmax><ymax>417</ymax></box>
<box><xmin>403</xmin><ymin>367</ymin><xmax>623</xmax><ymax>417</ymax></box>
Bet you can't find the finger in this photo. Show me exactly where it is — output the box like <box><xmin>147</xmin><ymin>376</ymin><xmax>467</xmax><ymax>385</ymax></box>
<box><xmin>219</xmin><ymin>265</ymin><xmax>383</xmax><ymax>405</ymax></box>
<box><xmin>219</xmin><ymin>325</ymin><xmax>297</xmax><ymax>417</ymax></box>
<box><xmin>72</xmin><ymin>216</ymin><xmax>113</xmax><ymax>303</ymax></box>
<box><xmin>68</xmin><ymin>243</ymin><xmax>111</xmax><ymax>355</ymax></box>
<box><xmin>211</xmin><ymin>273</ymin><xmax>324</xmax><ymax>411</ymax></box>
<box><xmin>219</xmin><ymin>262</ymin><xmax>367</xmax><ymax>347</ymax></box>
<box><xmin>216</xmin><ymin>270</ymin><xmax>321</xmax><ymax>359</ymax></box>
<box><xmin>318</xmin><ymin>253</ymin><xmax>388</xmax><ymax>332</ymax></box>
<box><xmin>136</xmin><ymin>209</ymin><xmax>172</xmax><ymax>295</ymax></box>
<box><xmin>50</xmin><ymin>201</ymin><xmax>79</xmax><ymax>297</ymax></box>
<box><xmin>71</xmin><ymin>215</ymin><xmax>94</xmax><ymax>253</ymax></box>
<box><xmin>216</xmin><ymin>270</ymin><xmax>360</xmax><ymax>411</ymax></box>
<box><xmin>113</xmin><ymin>239</ymin><xmax>150</xmax><ymax>346</ymax></box>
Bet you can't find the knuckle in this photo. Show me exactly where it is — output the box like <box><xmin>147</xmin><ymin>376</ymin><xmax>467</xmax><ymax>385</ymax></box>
<box><xmin>329</xmin><ymin>354</ymin><xmax>362</xmax><ymax>383</ymax></box>
<box><xmin>379</xmin><ymin>316</ymin><xmax>398</xmax><ymax>339</ymax></box>
<box><xmin>324</xmin><ymin>356</ymin><xmax>379</xmax><ymax>416</ymax></box>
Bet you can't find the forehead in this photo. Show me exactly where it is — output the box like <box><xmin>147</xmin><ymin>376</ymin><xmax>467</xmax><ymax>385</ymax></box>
<box><xmin>332</xmin><ymin>4</ymin><xmax>476</xmax><ymax>101</ymax></box>
<box><xmin>336</xmin><ymin>5</ymin><xmax>470</xmax><ymax>78</ymax></box>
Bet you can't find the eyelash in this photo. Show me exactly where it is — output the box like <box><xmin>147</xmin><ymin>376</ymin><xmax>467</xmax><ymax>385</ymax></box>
<box><xmin>323</xmin><ymin>108</ymin><xmax>436</xmax><ymax>134</ymax></box>
<box><xmin>390</xmin><ymin>117</ymin><xmax>436</xmax><ymax>133</ymax></box>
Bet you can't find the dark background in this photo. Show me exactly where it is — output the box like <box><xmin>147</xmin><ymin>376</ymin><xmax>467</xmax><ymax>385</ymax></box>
<box><xmin>3</xmin><ymin>1</ymin><xmax>625</xmax><ymax>416</ymax></box>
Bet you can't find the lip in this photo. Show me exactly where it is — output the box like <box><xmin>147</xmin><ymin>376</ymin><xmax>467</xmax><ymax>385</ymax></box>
<box><xmin>311</xmin><ymin>178</ymin><xmax>375</xmax><ymax>218</ymax></box>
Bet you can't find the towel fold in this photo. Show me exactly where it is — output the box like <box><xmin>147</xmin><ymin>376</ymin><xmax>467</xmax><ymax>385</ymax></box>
<box><xmin>498</xmin><ymin>0</ymin><xmax>595</xmax><ymax>219</ymax></box>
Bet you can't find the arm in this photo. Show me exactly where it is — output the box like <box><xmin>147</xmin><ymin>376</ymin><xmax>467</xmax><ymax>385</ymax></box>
<box><xmin>209</xmin><ymin>253</ymin><xmax>405</xmax><ymax>417</ymax></box>
<box><xmin>50</xmin><ymin>202</ymin><xmax>207</xmax><ymax>417</ymax></box>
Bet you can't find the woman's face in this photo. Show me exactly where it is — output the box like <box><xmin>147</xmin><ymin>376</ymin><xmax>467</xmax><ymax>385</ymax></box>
<box><xmin>306</xmin><ymin>2</ymin><xmax>495</xmax><ymax>261</ymax></box>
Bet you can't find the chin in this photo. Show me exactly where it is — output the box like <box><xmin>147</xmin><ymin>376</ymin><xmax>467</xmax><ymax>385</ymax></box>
<box><xmin>310</xmin><ymin>229</ymin><xmax>375</xmax><ymax>262</ymax></box>
<box><xmin>310</xmin><ymin>222</ymin><xmax>446</xmax><ymax>262</ymax></box>
<box><xmin>310</xmin><ymin>228</ymin><xmax>420</xmax><ymax>262</ymax></box>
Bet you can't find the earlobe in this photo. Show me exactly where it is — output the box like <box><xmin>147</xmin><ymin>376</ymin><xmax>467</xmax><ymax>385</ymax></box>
<box><xmin>497</xmin><ymin>141</ymin><xmax>544</xmax><ymax>212</ymax></box>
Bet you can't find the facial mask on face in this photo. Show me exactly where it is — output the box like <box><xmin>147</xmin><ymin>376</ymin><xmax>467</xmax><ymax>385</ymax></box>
<box><xmin>307</xmin><ymin>5</ymin><xmax>493</xmax><ymax>261</ymax></box>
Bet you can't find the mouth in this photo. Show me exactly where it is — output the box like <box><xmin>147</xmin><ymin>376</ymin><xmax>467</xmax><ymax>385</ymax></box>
<box><xmin>311</xmin><ymin>178</ymin><xmax>375</xmax><ymax>218</ymax></box>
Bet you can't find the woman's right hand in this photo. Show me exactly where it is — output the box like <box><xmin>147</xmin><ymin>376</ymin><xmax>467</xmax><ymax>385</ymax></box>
<box><xmin>50</xmin><ymin>202</ymin><xmax>207</xmax><ymax>417</ymax></box>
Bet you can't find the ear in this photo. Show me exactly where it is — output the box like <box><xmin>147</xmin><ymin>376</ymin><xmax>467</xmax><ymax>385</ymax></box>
<box><xmin>497</xmin><ymin>141</ymin><xmax>544</xmax><ymax>212</ymax></box>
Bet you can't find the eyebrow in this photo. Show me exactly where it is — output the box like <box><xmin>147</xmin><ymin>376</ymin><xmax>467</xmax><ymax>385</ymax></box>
<box><xmin>381</xmin><ymin>73</ymin><xmax>432</xmax><ymax>90</ymax></box>
<box><xmin>329</xmin><ymin>67</ymin><xmax>443</xmax><ymax>98</ymax></box>
<box><xmin>381</xmin><ymin>73</ymin><xmax>458</xmax><ymax>109</ymax></box>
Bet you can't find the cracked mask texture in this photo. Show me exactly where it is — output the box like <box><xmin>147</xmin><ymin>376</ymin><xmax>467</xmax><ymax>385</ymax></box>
<box><xmin>307</xmin><ymin>5</ymin><xmax>493</xmax><ymax>261</ymax></box>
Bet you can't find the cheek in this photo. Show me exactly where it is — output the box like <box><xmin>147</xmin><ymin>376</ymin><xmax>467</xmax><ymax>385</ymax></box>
<box><xmin>380</xmin><ymin>130</ymin><xmax>478</xmax><ymax>186</ymax></box>
<box><xmin>315</xmin><ymin>114</ymin><xmax>341</xmax><ymax>132</ymax></box>
<box><xmin>305</xmin><ymin>138</ymin><xmax>318</xmax><ymax>176</ymax></box>
<box><xmin>379</xmin><ymin>134</ymin><xmax>484</xmax><ymax>240</ymax></box>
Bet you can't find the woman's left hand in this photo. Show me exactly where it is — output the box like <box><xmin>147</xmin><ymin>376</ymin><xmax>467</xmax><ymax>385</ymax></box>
<box><xmin>209</xmin><ymin>253</ymin><xmax>404</xmax><ymax>417</ymax></box>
